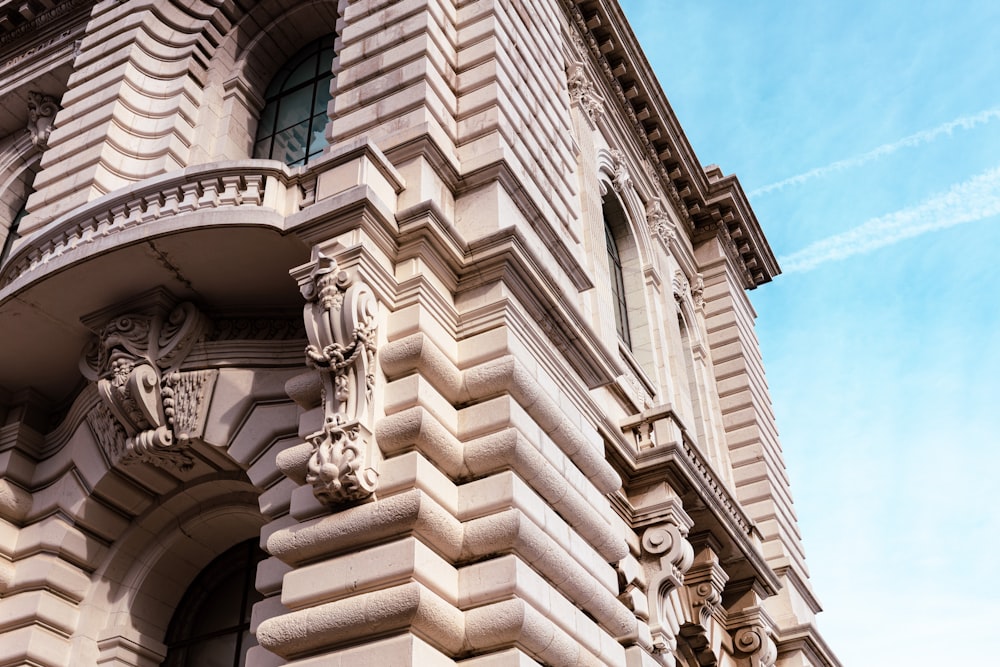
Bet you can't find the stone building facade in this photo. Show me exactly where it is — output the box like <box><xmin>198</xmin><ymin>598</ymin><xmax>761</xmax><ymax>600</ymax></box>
<box><xmin>0</xmin><ymin>0</ymin><xmax>840</xmax><ymax>665</ymax></box>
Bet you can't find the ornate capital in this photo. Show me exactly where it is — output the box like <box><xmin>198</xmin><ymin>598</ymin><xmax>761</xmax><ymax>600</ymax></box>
<box><xmin>610</xmin><ymin>149</ymin><xmax>633</xmax><ymax>193</ymax></box>
<box><xmin>647</xmin><ymin>198</ymin><xmax>676</xmax><ymax>245</ymax></box>
<box><xmin>27</xmin><ymin>92</ymin><xmax>58</xmax><ymax>149</ymax></box>
<box><xmin>567</xmin><ymin>62</ymin><xmax>603</xmax><ymax>122</ymax></box>
<box><xmin>81</xmin><ymin>300</ymin><xmax>214</xmax><ymax>470</ymax></box>
<box><xmin>292</xmin><ymin>247</ymin><xmax>379</xmax><ymax>507</ymax></box>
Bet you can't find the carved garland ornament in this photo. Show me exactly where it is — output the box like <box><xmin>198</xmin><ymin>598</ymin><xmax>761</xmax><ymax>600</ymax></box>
<box><xmin>81</xmin><ymin>302</ymin><xmax>215</xmax><ymax>471</ymax></box>
<box><xmin>294</xmin><ymin>248</ymin><xmax>379</xmax><ymax>507</ymax></box>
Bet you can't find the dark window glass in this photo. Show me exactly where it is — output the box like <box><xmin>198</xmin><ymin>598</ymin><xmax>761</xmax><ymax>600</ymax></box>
<box><xmin>253</xmin><ymin>35</ymin><xmax>336</xmax><ymax>166</ymax></box>
<box><xmin>163</xmin><ymin>539</ymin><xmax>265</xmax><ymax>667</ymax></box>
<box><xmin>605</xmin><ymin>217</ymin><xmax>631</xmax><ymax>349</ymax></box>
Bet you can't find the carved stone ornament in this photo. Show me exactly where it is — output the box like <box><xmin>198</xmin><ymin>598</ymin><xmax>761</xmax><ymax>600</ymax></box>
<box><xmin>567</xmin><ymin>62</ymin><xmax>603</xmax><ymax>122</ymax></box>
<box><xmin>647</xmin><ymin>198</ymin><xmax>676</xmax><ymax>245</ymax></box>
<box><xmin>293</xmin><ymin>247</ymin><xmax>379</xmax><ymax>507</ymax></box>
<box><xmin>677</xmin><ymin>542</ymin><xmax>729</xmax><ymax>667</ymax></box>
<box><xmin>733</xmin><ymin>625</ymin><xmax>777</xmax><ymax>667</ymax></box>
<box><xmin>610</xmin><ymin>149</ymin><xmax>632</xmax><ymax>193</ymax></box>
<box><xmin>80</xmin><ymin>301</ymin><xmax>215</xmax><ymax>471</ymax></box>
<box><xmin>27</xmin><ymin>91</ymin><xmax>59</xmax><ymax>148</ymax></box>
<box><xmin>672</xmin><ymin>270</ymin><xmax>690</xmax><ymax>304</ymax></box>
<box><xmin>641</xmin><ymin>519</ymin><xmax>695</xmax><ymax>662</ymax></box>
<box><xmin>690</xmin><ymin>273</ymin><xmax>705</xmax><ymax>310</ymax></box>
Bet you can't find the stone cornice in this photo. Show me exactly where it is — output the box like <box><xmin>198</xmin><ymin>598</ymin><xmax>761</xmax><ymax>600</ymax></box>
<box><xmin>0</xmin><ymin>0</ymin><xmax>92</xmax><ymax>51</ymax></box>
<box><xmin>563</xmin><ymin>0</ymin><xmax>779</xmax><ymax>289</ymax></box>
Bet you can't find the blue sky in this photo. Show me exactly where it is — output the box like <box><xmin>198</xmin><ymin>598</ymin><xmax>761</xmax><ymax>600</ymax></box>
<box><xmin>619</xmin><ymin>1</ymin><xmax>1000</xmax><ymax>664</ymax></box>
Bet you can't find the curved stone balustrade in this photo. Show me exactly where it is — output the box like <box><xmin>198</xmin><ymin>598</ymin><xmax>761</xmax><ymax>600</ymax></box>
<box><xmin>0</xmin><ymin>160</ymin><xmax>303</xmax><ymax>291</ymax></box>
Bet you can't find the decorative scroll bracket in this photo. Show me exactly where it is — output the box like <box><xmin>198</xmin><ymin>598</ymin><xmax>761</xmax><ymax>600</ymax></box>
<box><xmin>80</xmin><ymin>298</ymin><xmax>214</xmax><ymax>471</ymax></box>
<box><xmin>27</xmin><ymin>92</ymin><xmax>59</xmax><ymax>149</ymax></box>
<box><xmin>678</xmin><ymin>538</ymin><xmax>730</xmax><ymax>667</ymax></box>
<box><xmin>292</xmin><ymin>246</ymin><xmax>379</xmax><ymax>507</ymax></box>
<box><xmin>639</xmin><ymin>502</ymin><xmax>695</xmax><ymax>664</ymax></box>
<box><xmin>733</xmin><ymin>624</ymin><xmax>777</xmax><ymax>667</ymax></box>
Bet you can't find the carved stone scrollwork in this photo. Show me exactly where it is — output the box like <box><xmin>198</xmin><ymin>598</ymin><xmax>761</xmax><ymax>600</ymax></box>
<box><xmin>293</xmin><ymin>247</ymin><xmax>379</xmax><ymax>507</ymax></box>
<box><xmin>672</xmin><ymin>270</ymin><xmax>690</xmax><ymax>305</ymax></box>
<box><xmin>567</xmin><ymin>62</ymin><xmax>603</xmax><ymax>122</ymax></box>
<box><xmin>733</xmin><ymin>625</ymin><xmax>777</xmax><ymax>667</ymax></box>
<box><xmin>678</xmin><ymin>540</ymin><xmax>729</xmax><ymax>667</ymax></box>
<box><xmin>640</xmin><ymin>511</ymin><xmax>695</xmax><ymax>663</ymax></box>
<box><xmin>81</xmin><ymin>300</ymin><xmax>215</xmax><ymax>471</ymax></box>
<box><xmin>610</xmin><ymin>149</ymin><xmax>632</xmax><ymax>193</ymax></box>
<box><xmin>647</xmin><ymin>198</ymin><xmax>676</xmax><ymax>245</ymax></box>
<box><xmin>690</xmin><ymin>274</ymin><xmax>705</xmax><ymax>310</ymax></box>
<box><xmin>27</xmin><ymin>91</ymin><xmax>59</xmax><ymax>148</ymax></box>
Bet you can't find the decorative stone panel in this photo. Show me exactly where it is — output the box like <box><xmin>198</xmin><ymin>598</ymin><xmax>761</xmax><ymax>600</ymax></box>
<box><xmin>80</xmin><ymin>297</ymin><xmax>215</xmax><ymax>470</ymax></box>
<box><xmin>288</xmin><ymin>246</ymin><xmax>380</xmax><ymax>507</ymax></box>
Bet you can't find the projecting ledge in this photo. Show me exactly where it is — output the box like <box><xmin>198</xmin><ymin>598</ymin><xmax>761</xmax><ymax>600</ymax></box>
<box><xmin>610</xmin><ymin>405</ymin><xmax>780</xmax><ymax>598</ymax></box>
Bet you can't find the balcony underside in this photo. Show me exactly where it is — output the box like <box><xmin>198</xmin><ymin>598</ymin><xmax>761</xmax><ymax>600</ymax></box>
<box><xmin>0</xmin><ymin>224</ymin><xmax>308</xmax><ymax>403</ymax></box>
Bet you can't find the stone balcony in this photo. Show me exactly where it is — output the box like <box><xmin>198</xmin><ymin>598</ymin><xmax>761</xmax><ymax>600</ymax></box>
<box><xmin>0</xmin><ymin>140</ymin><xmax>404</xmax><ymax>403</ymax></box>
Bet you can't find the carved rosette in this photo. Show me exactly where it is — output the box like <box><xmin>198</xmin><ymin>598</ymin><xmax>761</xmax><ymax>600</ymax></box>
<box><xmin>81</xmin><ymin>302</ymin><xmax>215</xmax><ymax>471</ymax></box>
<box><xmin>27</xmin><ymin>91</ymin><xmax>59</xmax><ymax>148</ymax></box>
<box><xmin>640</xmin><ymin>515</ymin><xmax>695</xmax><ymax>663</ymax></box>
<box><xmin>567</xmin><ymin>62</ymin><xmax>603</xmax><ymax>122</ymax></box>
<box><xmin>294</xmin><ymin>248</ymin><xmax>379</xmax><ymax>507</ymax></box>
<box><xmin>733</xmin><ymin>625</ymin><xmax>777</xmax><ymax>667</ymax></box>
<box><xmin>647</xmin><ymin>198</ymin><xmax>676</xmax><ymax>245</ymax></box>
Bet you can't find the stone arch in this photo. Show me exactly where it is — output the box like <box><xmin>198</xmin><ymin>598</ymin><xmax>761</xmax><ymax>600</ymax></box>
<box><xmin>25</xmin><ymin>0</ymin><xmax>252</xmax><ymax>224</ymax></box>
<box><xmin>83</xmin><ymin>478</ymin><xmax>266</xmax><ymax>666</ymax></box>
<box><xmin>58</xmin><ymin>358</ymin><xmax>303</xmax><ymax>666</ymax></box>
<box><xmin>0</xmin><ymin>133</ymin><xmax>41</xmax><ymax>261</ymax></box>
<box><xmin>193</xmin><ymin>0</ymin><xmax>343</xmax><ymax>163</ymax></box>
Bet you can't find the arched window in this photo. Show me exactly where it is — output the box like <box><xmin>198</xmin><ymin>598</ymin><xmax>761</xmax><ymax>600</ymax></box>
<box><xmin>605</xmin><ymin>215</ymin><xmax>631</xmax><ymax>348</ymax></box>
<box><xmin>253</xmin><ymin>35</ymin><xmax>336</xmax><ymax>167</ymax></box>
<box><xmin>163</xmin><ymin>539</ymin><xmax>266</xmax><ymax>667</ymax></box>
<box><xmin>603</xmin><ymin>193</ymin><xmax>633</xmax><ymax>349</ymax></box>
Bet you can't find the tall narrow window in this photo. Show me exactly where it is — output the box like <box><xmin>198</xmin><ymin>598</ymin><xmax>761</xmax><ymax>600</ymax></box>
<box><xmin>605</xmin><ymin>216</ymin><xmax>631</xmax><ymax>349</ymax></box>
<box><xmin>253</xmin><ymin>35</ymin><xmax>336</xmax><ymax>167</ymax></box>
<box><xmin>163</xmin><ymin>539</ymin><xmax>266</xmax><ymax>667</ymax></box>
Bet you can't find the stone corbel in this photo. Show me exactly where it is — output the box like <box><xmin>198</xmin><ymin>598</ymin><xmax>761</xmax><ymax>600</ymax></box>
<box><xmin>27</xmin><ymin>92</ymin><xmax>59</xmax><ymax>149</ymax></box>
<box><xmin>80</xmin><ymin>299</ymin><xmax>215</xmax><ymax>471</ymax></box>
<box><xmin>639</xmin><ymin>502</ymin><xmax>695</xmax><ymax>663</ymax></box>
<box><xmin>733</xmin><ymin>624</ymin><xmax>777</xmax><ymax>667</ymax></box>
<box><xmin>291</xmin><ymin>246</ymin><xmax>379</xmax><ymax>507</ymax></box>
<box><xmin>678</xmin><ymin>537</ymin><xmax>730</xmax><ymax>666</ymax></box>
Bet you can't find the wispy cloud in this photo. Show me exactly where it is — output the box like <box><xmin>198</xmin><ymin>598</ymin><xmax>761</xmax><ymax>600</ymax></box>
<box><xmin>750</xmin><ymin>108</ymin><xmax>1000</xmax><ymax>197</ymax></box>
<box><xmin>780</xmin><ymin>166</ymin><xmax>1000</xmax><ymax>273</ymax></box>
